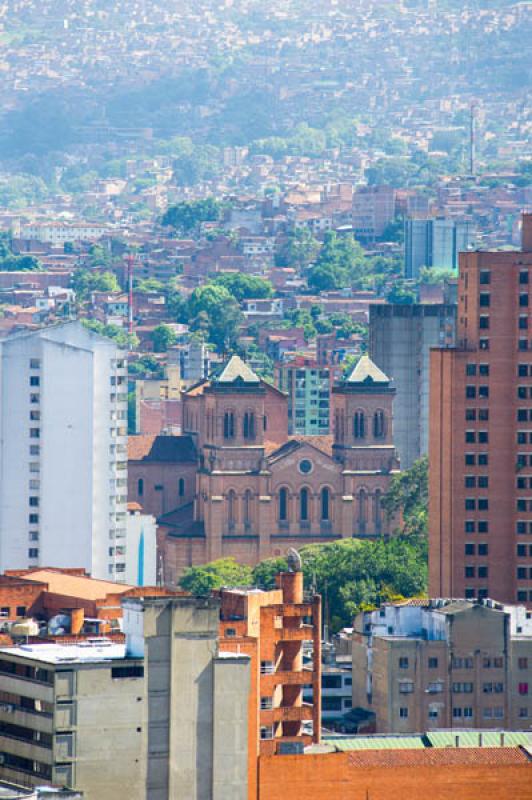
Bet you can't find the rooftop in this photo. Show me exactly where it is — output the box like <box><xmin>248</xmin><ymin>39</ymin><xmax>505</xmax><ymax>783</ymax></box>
<box><xmin>11</xmin><ymin>568</ymin><xmax>133</xmax><ymax>601</ymax></box>
<box><xmin>0</xmin><ymin>639</ymin><xmax>128</xmax><ymax>665</ymax></box>
<box><xmin>344</xmin><ymin>354</ymin><xmax>390</xmax><ymax>385</ymax></box>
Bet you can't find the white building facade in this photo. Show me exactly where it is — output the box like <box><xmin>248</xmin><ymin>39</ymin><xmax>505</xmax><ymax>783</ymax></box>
<box><xmin>0</xmin><ymin>322</ymin><xmax>128</xmax><ymax>580</ymax></box>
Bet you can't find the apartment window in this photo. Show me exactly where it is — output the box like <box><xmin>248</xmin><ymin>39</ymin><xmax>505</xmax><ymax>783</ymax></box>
<box><xmin>453</xmin><ymin>682</ymin><xmax>473</xmax><ymax>693</ymax></box>
<box><xmin>111</xmin><ymin>666</ymin><xmax>144</xmax><ymax>679</ymax></box>
<box><xmin>519</xmin><ymin>364</ymin><xmax>529</xmax><ymax>377</ymax></box>
<box><xmin>478</xmin><ymin>386</ymin><xmax>489</xmax><ymax>398</ymax></box>
<box><xmin>137</xmin><ymin>478</ymin><xmax>143</xmax><ymax>497</ymax></box>
<box><xmin>479</xmin><ymin>316</ymin><xmax>490</xmax><ymax>329</ymax></box>
<box><xmin>520</xmin><ymin>294</ymin><xmax>529</xmax><ymax>307</ymax></box>
<box><xmin>30</xmin><ymin>376</ymin><xmax>40</xmax><ymax>386</ymax></box>
<box><xmin>479</xmin><ymin>270</ymin><xmax>491</xmax><ymax>285</ymax></box>
<box><xmin>479</xmin><ymin>338</ymin><xmax>489</xmax><ymax>350</ymax></box>
<box><xmin>465</xmin><ymin>521</ymin><xmax>475</xmax><ymax>533</ymax></box>
<box><xmin>29</xmin><ymin>514</ymin><xmax>38</xmax><ymax>524</ymax></box>
<box><xmin>478</xmin><ymin>431</ymin><xmax>489</xmax><ymax>444</ymax></box>
<box><xmin>466</xmin><ymin>364</ymin><xmax>477</xmax><ymax>376</ymax></box>
<box><xmin>29</xmin><ymin>497</ymin><xmax>39</xmax><ymax>507</ymax></box>
<box><xmin>398</xmin><ymin>657</ymin><xmax>409</xmax><ymax>669</ymax></box>
<box><xmin>466</xmin><ymin>386</ymin><xmax>476</xmax><ymax>399</ymax></box>
<box><xmin>520</xmin><ymin>316</ymin><xmax>529</xmax><ymax>330</ymax></box>
<box><xmin>30</xmin><ymin>394</ymin><xmax>40</xmax><ymax>405</ymax></box>
<box><xmin>399</xmin><ymin>681</ymin><xmax>414</xmax><ymax>694</ymax></box>
<box><xmin>465</xmin><ymin>544</ymin><xmax>475</xmax><ymax>556</ymax></box>
<box><xmin>29</xmin><ymin>358</ymin><xmax>41</xmax><ymax>369</ymax></box>
<box><xmin>519</xmin><ymin>708</ymin><xmax>529</xmax><ymax>718</ymax></box>
<box><xmin>28</xmin><ymin>548</ymin><xmax>38</xmax><ymax>559</ymax></box>
<box><xmin>452</xmin><ymin>708</ymin><xmax>462</xmax><ymax>718</ymax></box>
<box><xmin>518</xmin><ymin>567</ymin><xmax>527</xmax><ymax>580</ymax></box>
<box><xmin>465</xmin><ymin>431</ymin><xmax>475</xmax><ymax>444</ymax></box>
<box><xmin>178</xmin><ymin>478</ymin><xmax>185</xmax><ymax>497</ymax></box>
<box><xmin>260</xmin><ymin>726</ymin><xmax>274</xmax><ymax>740</ymax></box>
<box><xmin>465</xmin><ymin>499</ymin><xmax>475</xmax><ymax>511</ymax></box>
<box><xmin>260</xmin><ymin>661</ymin><xmax>274</xmax><ymax>675</ymax></box>
<box><xmin>518</xmin><ymin>658</ymin><xmax>529</xmax><ymax>669</ymax></box>
<box><xmin>16</xmin><ymin>606</ymin><xmax>26</xmax><ymax>616</ymax></box>
<box><xmin>478</xmin><ymin>521</ymin><xmax>489</xmax><ymax>533</ymax></box>
<box><xmin>478</xmin><ymin>498</ymin><xmax>488</xmax><ymax>510</ymax></box>
<box><xmin>464</xmin><ymin>707</ymin><xmax>473</xmax><ymax>718</ymax></box>
<box><xmin>260</xmin><ymin>697</ymin><xmax>273</xmax><ymax>710</ymax></box>
<box><xmin>520</xmin><ymin>271</ymin><xmax>530</xmax><ymax>284</ymax></box>
<box><xmin>478</xmin><ymin>566</ymin><xmax>488</xmax><ymax>578</ymax></box>
<box><xmin>399</xmin><ymin>708</ymin><xmax>408</xmax><ymax>719</ymax></box>
<box><xmin>519</xmin><ymin>683</ymin><xmax>529</xmax><ymax>695</ymax></box>
<box><xmin>478</xmin><ymin>476</ymin><xmax>489</xmax><ymax>488</ymax></box>
<box><xmin>465</xmin><ymin>476</ymin><xmax>475</xmax><ymax>489</ymax></box>
<box><xmin>519</xmin><ymin>338</ymin><xmax>529</xmax><ymax>350</ymax></box>
<box><xmin>465</xmin><ymin>454</ymin><xmax>475</xmax><ymax>466</ymax></box>
<box><xmin>478</xmin><ymin>543</ymin><xmax>488</xmax><ymax>556</ymax></box>
<box><xmin>479</xmin><ymin>364</ymin><xmax>489</xmax><ymax>376</ymax></box>
<box><xmin>479</xmin><ymin>293</ymin><xmax>490</xmax><ymax>307</ymax></box>
<box><xmin>466</xmin><ymin>409</ymin><xmax>476</xmax><ymax>421</ymax></box>
<box><xmin>30</xmin><ymin>428</ymin><xmax>40</xmax><ymax>438</ymax></box>
<box><xmin>478</xmin><ymin>454</ymin><xmax>489</xmax><ymax>465</ymax></box>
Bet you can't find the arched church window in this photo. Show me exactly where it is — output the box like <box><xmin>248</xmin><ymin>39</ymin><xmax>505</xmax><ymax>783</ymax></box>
<box><xmin>279</xmin><ymin>487</ymin><xmax>288</xmax><ymax>521</ymax></box>
<box><xmin>354</xmin><ymin>411</ymin><xmax>365</xmax><ymax>439</ymax></box>
<box><xmin>224</xmin><ymin>411</ymin><xmax>235</xmax><ymax>439</ymax></box>
<box><xmin>300</xmin><ymin>488</ymin><xmax>309</xmax><ymax>522</ymax></box>
<box><xmin>373</xmin><ymin>410</ymin><xmax>385</xmax><ymax>439</ymax></box>
<box><xmin>321</xmin><ymin>487</ymin><xmax>331</xmax><ymax>521</ymax></box>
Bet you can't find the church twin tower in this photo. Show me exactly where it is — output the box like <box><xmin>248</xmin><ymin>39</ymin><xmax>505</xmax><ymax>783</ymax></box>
<box><xmin>181</xmin><ymin>355</ymin><xmax>400</xmax><ymax>565</ymax></box>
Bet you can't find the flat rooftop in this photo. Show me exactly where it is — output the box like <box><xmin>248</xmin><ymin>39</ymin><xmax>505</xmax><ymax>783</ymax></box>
<box><xmin>0</xmin><ymin>638</ymin><xmax>129</xmax><ymax>665</ymax></box>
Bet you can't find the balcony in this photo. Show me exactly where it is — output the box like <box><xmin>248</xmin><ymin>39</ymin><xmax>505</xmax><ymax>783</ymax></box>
<box><xmin>0</xmin><ymin>733</ymin><xmax>53</xmax><ymax>765</ymax></box>
<box><xmin>260</xmin><ymin>704</ymin><xmax>314</xmax><ymax>724</ymax></box>
<box><xmin>0</xmin><ymin>703</ymin><xmax>53</xmax><ymax>734</ymax></box>
<box><xmin>260</xmin><ymin>669</ymin><xmax>314</xmax><ymax>691</ymax></box>
<box><xmin>0</xmin><ymin>676</ymin><xmax>53</xmax><ymax>705</ymax></box>
<box><xmin>279</xmin><ymin>625</ymin><xmax>314</xmax><ymax>641</ymax></box>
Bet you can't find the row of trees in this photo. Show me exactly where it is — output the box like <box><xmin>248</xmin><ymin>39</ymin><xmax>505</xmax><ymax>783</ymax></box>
<box><xmin>179</xmin><ymin>459</ymin><xmax>429</xmax><ymax>630</ymax></box>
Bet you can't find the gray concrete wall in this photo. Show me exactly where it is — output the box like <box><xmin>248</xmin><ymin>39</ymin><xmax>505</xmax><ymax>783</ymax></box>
<box><xmin>212</xmin><ymin>655</ymin><xmax>250</xmax><ymax>800</ymax></box>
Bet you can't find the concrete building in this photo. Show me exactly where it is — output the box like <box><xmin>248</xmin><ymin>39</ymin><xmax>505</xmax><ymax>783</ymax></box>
<box><xmin>429</xmin><ymin>214</ymin><xmax>532</xmax><ymax>605</ymax></box>
<box><xmin>123</xmin><ymin>594</ymin><xmax>252</xmax><ymax>800</ymax></box>
<box><xmin>369</xmin><ymin>303</ymin><xmax>456</xmax><ymax>468</ymax></box>
<box><xmin>405</xmin><ymin>217</ymin><xmax>476</xmax><ymax>279</ymax></box>
<box><xmin>275</xmin><ymin>358</ymin><xmax>334</xmax><ymax>436</ymax></box>
<box><xmin>351</xmin><ymin>186</ymin><xmax>396</xmax><ymax>241</ymax></box>
<box><xmin>0</xmin><ymin>640</ymin><xmax>145</xmax><ymax>797</ymax></box>
<box><xmin>0</xmin><ymin>322</ymin><xmax>128</xmax><ymax>581</ymax></box>
<box><xmin>352</xmin><ymin>599</ymin><xmax>532</xmax><ymax>734</ymax></box>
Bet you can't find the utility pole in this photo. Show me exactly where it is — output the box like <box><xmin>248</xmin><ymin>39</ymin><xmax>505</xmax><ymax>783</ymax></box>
<box><xmin>469</xmin><ymin>102</ymin><xmax>477</xmax><ymax>177</ymax></box>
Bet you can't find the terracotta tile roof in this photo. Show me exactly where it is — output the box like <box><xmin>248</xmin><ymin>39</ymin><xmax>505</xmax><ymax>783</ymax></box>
<box><xmin>128</xmin><ymin>434</ymin><xmax>196</xmax><ymax>462</ymax></box>
<box><xmin>347</xmin><ymin>747</ymin><xmax>530</xmax><ymax>768</ymax></box>
<box><xmin>18</xmin><ymin>569</ymin><xmax>133</xmax><ymax>600</ymax></box>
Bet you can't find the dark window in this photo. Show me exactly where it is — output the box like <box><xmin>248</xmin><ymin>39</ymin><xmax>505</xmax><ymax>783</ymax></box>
<box><xmin>520</xmin><ymin>294</ymin><xmax>529</xmax><ymax>307</ymax></box>
<box><xmin>519</xmin><ymin>364</ymin><xmax>529</xmax><ymax>377</ymax></box>
<box><xmin>479</xmin><ymin>338</ymin><xmax>490</xmax><ymax>350</ymax></box>
<box><xmin>479</xmin><ymin>316</ymin><xmax>490</xmax><ymax>329</ymax></box>
<box><xmin>519</xmin><ymin>316</ymin><xmax>529</xmax><ymax>330</ymax></box>
<box><xmin>478</xmin><ymin>543</ymin><xmax>488</xmax><ymax>556</ymax></box>
<box><xmin>321</xmin><ymin>487</ymin><xmax>330</xmax><ymax>521</ymax></box>
<box><xmin>479</xmin><ymin>364</ymin><xmax>489</xmax><ymax>376</ymax></box>
<box><xmin>465</xmin><ymin>543</ymin><xmax>475</xmax><ymax>555</ymax></box>
<box><xmin>478</xmin><ymin>454</ymin><xmax>489</xmax><ymax>466</ymax></box>
<box><xmin>243</xmin><ymin>411</ymin><xmax>255</xmax><ymax>440</ymax></box>
<box><xmin>28</xmin><ymin>548</ymin><xmax>38</xmax><ymax>558</ymax></box>
<box><xmin>300</xmin><ymin>488</ymin><xmax>309</xmax><ymax>521</ymax></box>
<box><xmin>29</xmin><ymin>514</ymin><xmax>38</xmax><ymax>524</ymax></box>
<box><xmin>322</xmin><ymin>675</ymin><xmax>342</xmax><ymax>689</ymax></box>
<box><xmin>479</xmin><ymin>271</ymin><xmax>491</xmax><ymax>285</ymax></box>
<box><xmin>428</xmin><ymin>658</ymin><xmax>438</xmax><ymax>669</ymax></box>
<box><xmin>465</xmin><ymin>454</ymin><xmax>475</xmax><ymax>466</ymax></box>
<box><xmin>466</xmin><ymin>386</ymin><xmax>476</xmax><ymax>399</ymax></box>
<box><xmin>465</xmin><ymin>499</ymin><xmax>475</xmax><ymax>510</ymax></box>
<box><xmin>478</xmin><ymin>386</ymin><xmax>489</xmax><ymax>398</ymax></box>
<box><xmin>111</xmin><ymin>666</ymin><xmax>144</xmax><ymax>679</ymax></box>
<box><xmin>478</xmin><ymin>431</ymin><xmax>489</xmax><ymax>443</ymax></box>
<box><xmin>466</xmin><ymin>409</ymin><xmax>476</xmax><ymax>421</ymax></box>
<box><xmin>478</xmin><ymin>476</ymin><xmax>489</xmax><ymax>488</ymax></box>
<box><xmin>373</xmin><ymin>410</ymin><xmax>385</xmax><ymax>438</ymax></box>
<box><xmin>478</xmin><ymin>566</ymin><xmax>488</xmax><ymax>578</ymax></box>
<box><xmin>520</xmin><ymin>271</ymin><xmax>529</xmax><ymax>285</ymax></box>
<box><xmin>479</xmin><ymin>293</ymin><xmax>490</xmax><ymax>307</ymax></box>
<box><xmin>279</xmin><ymin>487</ymin><xmax>288</xmax><ymax>522</ymax></box>
<box><xmin>399</xmin><ymin>657</ymin><xmax>409</xmax><ymax>669</ymax></box>
<box><xmin>29</xmin><ymin>497</ymin><xmax>39</xmax><ymax>507</ymax></box>
<box><xmin>478</xmin><ymin>498</ymin><xmax>488</xmax><ymax>510</ymax></box>
<box><xmin>465</xmin><ymin>476</ymin><xmax>476</xmax><ymax>488</ymax></box>
<box><xmin>30</xmin><ymin>376</ymin><xmax>40</xmax><ymax>387</ymax></box>
<box><xmin>478</xmin><ymin>521</ymin><xmax>488</xmax><ymax>533</ymax></box>
<box><xmin>466</xmin><ymin>364</ymin><xmax>477</xmax><ymax>376</ymax></box>
<box><xmin>465</xmin><ymin>566</ymin><xmax>475</xmax><ymax>578</ymax></box>
<box><xmin>353</xmin><ymin>411</ymin><xmax>365</xmax><ymax>439</ymax></box>
<box><xmin>465</xmin><ymin>431</ymin><xmax>475</xmax><ymax>443</ymax></box>
<box><xmin>223</xmin><ymin>411</ymin><xmax>235</xmax><ymax>439</ymax></box>
<box><xmin>519</xmin><ymin>339</ymin><xmax>528</xmax><ymax>350</ymax></box>
<box><xmin>16</xmin><ymin>606</ymin><xmax>26</xmax><ymax>617</ymax></box>
<box><xmin>465</xmin><ymin>521</ymin><xmax>475</xmax><ymax>533</ymax></box>
<box><xmin>137</xmin><ymin>478</ymin><xmax>144</xmax><ymax>497</ymax></box>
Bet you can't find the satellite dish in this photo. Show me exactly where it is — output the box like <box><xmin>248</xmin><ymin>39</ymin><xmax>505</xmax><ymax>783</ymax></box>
<box><xmin>286</xmin><ymin>548</ymin><xmax>302</xmax><ymax>573</ymax></box>
<box><xmin>48</xmin><ymin>614</ymin><xmax>71</xmax><ymax>635</ymax></box>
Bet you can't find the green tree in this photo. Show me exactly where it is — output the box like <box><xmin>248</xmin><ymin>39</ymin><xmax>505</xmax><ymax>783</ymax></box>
<box><xmin>308</xmin><ymin>232</ymin><xmax>368</xmax><ymax>291</ymax></box>
<box><xmin>135</xmin><ymin>278</ymin><xmax>165</xmax><ymax>293</ymax></box>
<box><xmin>188</xmin><ymin>284</ymin><xmax>242</xmax><ymax>352</ymax></box>
<box><xmin>211</xmin><ymin>273</ymin><xmax>273</xmax><ymax>302</ymax></box>
<box><xmin>161</xmin><ymin>198</ymin><xmax>223</xmax><ymax>234</ymax></box>
<box><xmin>72</xmin><ymin>269</ymin><xmax>120</xmax><ymax>300</ymax></box>
<box><xmin>179</xmin><ymin>558</ymin><xmax>253</xmax><ymax>596</ymax></box>
<box><xmin>276</xmin><ymin>227</ymin><xmax>321</xmax><ymax>269</ymax></box>
<box><xmin>381</xmin><ymin>456</ymin><xmax>429</xmax><ymax>538</ymax></box>
<box><xmin>151</xmin><ymin>324</ymin><xmax>177</xmax><ymax>353</ymax></box>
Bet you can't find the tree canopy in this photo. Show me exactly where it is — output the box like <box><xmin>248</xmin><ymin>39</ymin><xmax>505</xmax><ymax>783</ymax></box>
<box><xmin>151</xmin><ymin>324</ymin><xmax>177</xmax><ymax>353</ymax></box>
<box><xmin>188</xmin><ymin>283</ymin><xmax>243</xmax><ymax>351</ymax></box>
<box><xmin>161</xmin><ymin>198</ymin><xmax>223</xmax><ymax>234</ymax></box>
<box><xmin>210</xmin><ymin>273</ymin><xmax>273</xmax><ymax>301</ymax></box>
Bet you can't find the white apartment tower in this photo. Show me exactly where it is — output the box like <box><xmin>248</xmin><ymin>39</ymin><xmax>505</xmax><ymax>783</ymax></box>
<box><xmin>0</xmin><ymin>322</ymin><xmax>128</xmax><ymax>580</ymax></box>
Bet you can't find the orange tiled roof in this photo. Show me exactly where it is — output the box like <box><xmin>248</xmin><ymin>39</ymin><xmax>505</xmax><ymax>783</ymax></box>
<box><xmin>17</xmin><ymin>569</ymin><xmax>133</xmax><ymax>601</ymax></box>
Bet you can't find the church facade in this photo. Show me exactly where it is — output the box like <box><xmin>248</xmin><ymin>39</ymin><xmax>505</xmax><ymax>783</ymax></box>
<box><xmin>129</xmin><ymin>355</ymin><xmax>401</xmax><ymax>584</ymax></box>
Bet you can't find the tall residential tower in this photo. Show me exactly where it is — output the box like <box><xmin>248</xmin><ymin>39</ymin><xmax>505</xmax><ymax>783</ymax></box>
<box><xmin>429</xmin><ymin>214</ymin><xmax>532</xmax><ymax>605</ymax></box>
<box><xmin>0</xmin><ymin>322</ymin><xmax>128</xmax><ymax>580</ymax></box>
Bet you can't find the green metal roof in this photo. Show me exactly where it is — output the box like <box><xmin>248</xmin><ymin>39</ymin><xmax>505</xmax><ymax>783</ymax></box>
<box><xmin>330</xmin><ymin>736</ymin><xmax>425</xmax><ymax>751</ymax></box>
<box><xmin>426</xmin><ymin>731</ymin><xmax>532</xmax><ymax>748</ymax></box>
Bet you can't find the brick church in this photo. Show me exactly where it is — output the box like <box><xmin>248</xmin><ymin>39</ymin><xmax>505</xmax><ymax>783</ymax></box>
<box><xmin>128</xmin><ymin>354</ymin><xmax>400</xmax><ymax>584</ymax></box>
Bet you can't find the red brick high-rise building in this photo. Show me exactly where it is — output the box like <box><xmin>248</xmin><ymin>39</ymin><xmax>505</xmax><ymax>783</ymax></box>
<box><xmin>429</xmin><ymin>214</ymin><xmax>532</xmax><ymax>605</ymax></box>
